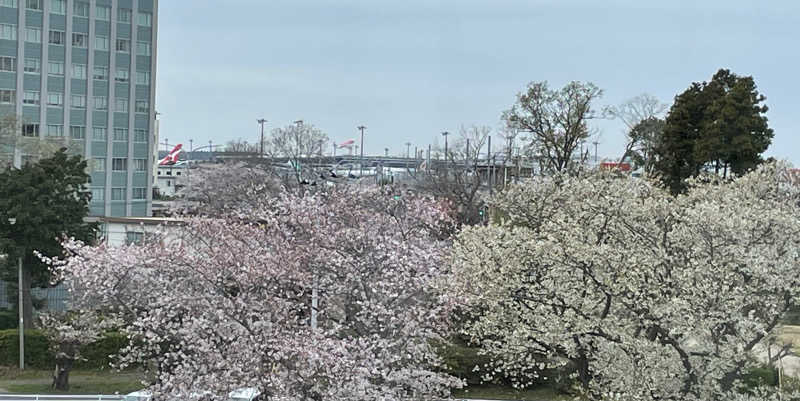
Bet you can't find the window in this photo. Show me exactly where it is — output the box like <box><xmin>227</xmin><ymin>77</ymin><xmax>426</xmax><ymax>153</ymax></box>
<box><xmin>136</xmin><ymin>41</ymin><xmax>151</xmax><ymax>56</ymax></box>
<box><xmin>132</xmin><ymin>187</ymin><xmax>146</xmax><ymax>199</ymax></box>
<box><xmin>23</xmin><ymin>90</ymin><xmax>39</xmax><ymax>105</ymax></box>
<box><xmin>0</xmin><ymin>56</ymin><xmax>15</xmax><ymax>72</ymax></box>
<box><xmin>49</xmin><ymin>0</ymin><xmax>65</xmax><ymax>14</ymax></box>
<box><xmin>114</xmin><ymin>98</ymin><xmax>128</xmax><ymax>112</ymax></box>
<box><xmin>73</xmin><ymin>1</ymin><xmax>88</xmax><ymax>17</ymax></box>
<box><xmin>125</xmin><ymin>231</ymin><xmax>143</xmax><ymax>245</ymax></box>
<box><xmin>92</xmin><ymin>159</ymin><xmax>104</xmax><ymax>172</ymax></box>
<box><xmin>133</xmin><ymin>158</ymin><xmax>146</xmax><ymax>171</ymax></box>
<box><xmin>46</xmin><ymin>124</ymin><xmax>63</xmax><ymax>137</ymax></box>
<box><xmin>113</xmin><ymin>128</ymin><xmax>128</xmax><ymax>141</ymax></box>
<box><xmin>115</xmin><ymin>39</ymin><xmax>129</xmax><ymax>53</ymax></box>
<box><xmin>135</xmin><ymin>71</ymin><xmax>150</xmax><ymax>85</ymax></box>
<box><xmin>25</xmin><ymin>0</ymin><xmax>41</xmax><ymax>10</ymax></box>
<box><xmin>112</xmin><ymin>158</ymin><xmax>127</xmax><ymax>171</ymax></box>
<box><xmin>47</xmin><ymin>92</ymin><xmax>63</xmax><ymax>107</ymax></box>
<box><xmin>93</xmin><ymin>66</ymin><xmax>108</xmax><ymax>80</ymax></box>
<box><xmin>90</xmin><ymin>187</ymin><xmax>104</xmax><ymax>201</ymax></box>
<box><xmin>69</xmin><ymin>125</ymin><xmax>85</xmax><ymax>139</ymax></box>
<box><xmin>93</xmin><ymin>96</ymin><xmax>107</xmax><ymax>110</ymax></box>
<box><xmin>21</xmin><ymin>154</ymin><xmax>35</xmax><ymax>165</ymax></box>
<box><xmin>115</xmin><ymin>68</ymin><xmax>129</xmax><ymax>83</ymax></box>
<box><xmin>134</xmin><ymin>129</ymin><xmax>147</xmax><ymax>142</ymax></box>
<box><xmin>92</xmin><ymin>127</ymin><xmax>106</xmax><ymax>140</ymax></box>
<box><xmin>117</xmin><ymin>8</ymin><xmax>131</xmax><ymax>23</ymax></box>
<box><xmin>95</xmin><ymin>5</ymin><xmax>110</xmax><ymax>20</ymax></box>
<box><xmin>71</xmin><ymin>63</ymin><xmax>87</xmax><ymax>79</ymax></box>
<box><xmin>21</xmin><ymin>123</ymin><xmax>39</xmax><ymax>137</ymax></box>
<box><xmin>25</xmin><ymin>27</ymin><xmax>41</xmax><ymax>43</ymax></box>
<box><xmin>72</xmin><ymin>33</ymin><xmax>88</xmax><ymax>48</ymax></box>
<box><xmin>0</xmin><ymin>89</ymin><xmax>15</xmax><ymax>104</ymax></box>
<box><xmin>95</xmin><ymin>35</ymin><xmax>108</xmax><ymax>51</ymax></box>
<box><xmin>135</xmin><ymin>100</ymin><xmax>149</xmax><ymax>113</ymax></box>
<box><xmin>71</xmin><ymin>94</ymin><xmax>86</xmax><ymax>108</ymax></box>
<box><xmin>49</xmin><ymin>30</ymin><xmax>65</xmax><ymax>45</ymax></box>
<box><xmin>24</xmin><ymin>58</ymin><xmax>40</xmax><ymax>73</ymax></box>
<box><xmin>137</xmin><ymin>11</ymin><xmax>152</xmax><ymax>27</ymax></box>
<box><xmin>0</xmin><ymin>24</ymin><xmax>16</xmax><ymax>40</ymax></box>
<box><xmin>47</xmin><ymin>61</ymin><xmax>64</xmax><ymax>76</ymax></box>
<box><xmin>111</xmin><ymin>188</ymin><xmax>125</xmax><ymax>201</ymax></box>
<box><xmin>0</xmin><ymin>0</ymin><xmax>18</xmax><ymax>8</ymax></box>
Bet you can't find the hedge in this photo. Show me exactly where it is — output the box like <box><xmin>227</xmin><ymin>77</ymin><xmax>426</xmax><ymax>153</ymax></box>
<box><xmin>0</xmin><ymin>329</ymin><xmax>128</xmax><ymax>369</ymax></box>
<box><xmin>0</xmin><ymin>310</ymin><xmax>16</xmax><ymax>330</ymax></box>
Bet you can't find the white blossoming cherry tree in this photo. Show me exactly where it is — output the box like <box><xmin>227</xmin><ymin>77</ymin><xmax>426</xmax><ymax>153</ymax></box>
<box><xmin>449</xmin><ymin>164</ymin><xmax>800</xmax><ymax>400</ymax></box>
<box><xmin>51</xmin><ymin>188</ymin><xmax>461</xmax><ymax>400</ymax></box>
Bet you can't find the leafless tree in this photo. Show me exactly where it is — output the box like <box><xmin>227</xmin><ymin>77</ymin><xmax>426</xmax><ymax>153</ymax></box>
<box><xmin>0</xmin><ymin>115</ymin><xmax>63</xmax><ymax>168</ymax></box>
<box><xmin>410</xmin><ymin>125</ymin><xmax>495</xmax><ymax>226</ymax></box>
<box><xmin>225</xmin><ymin>138</ymin><xmax>259</xmax><ymax>153</ymax></box>
<box><xmin>502</xmin><ymin>81</ymin><xmax>603</xmax><ymax>174</ymax></box>
<box><xmin>604</xmin><ymin>93</ymin><xmax>668</xmax><ymax>171</ymax></box>
<box><xmin>266</xmin><ymin>121</ymin><xmax>330</xmax><ymax>186</ymax></box>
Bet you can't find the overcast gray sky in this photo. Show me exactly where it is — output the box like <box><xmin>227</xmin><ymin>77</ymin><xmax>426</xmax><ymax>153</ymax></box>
<box><xmin>156</xmin><ymin>0</ymin><xmax>800</xmax><ymax>162</ymax></box>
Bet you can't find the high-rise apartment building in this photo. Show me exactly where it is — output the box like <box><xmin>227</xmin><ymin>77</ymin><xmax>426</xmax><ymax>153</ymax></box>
<box><xmin>0</xmin><ymin>0</ymin><xmax>158</xmax><ymax>217</ymax></box>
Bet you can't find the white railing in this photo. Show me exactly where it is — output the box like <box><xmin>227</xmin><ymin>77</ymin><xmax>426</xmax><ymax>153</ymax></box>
<box><xmin>0</xmin><ymin>396</ymin><xmax>124</xmax><ymax>401</ymax></box>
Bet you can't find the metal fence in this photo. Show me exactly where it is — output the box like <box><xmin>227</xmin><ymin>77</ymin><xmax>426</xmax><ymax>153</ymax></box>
<box><xmin>0</xmin><ymin>396</ymin><xmax>124</xmax><ymax>401</ymax></box>
<box><xmin>0</xmin><ymin>281</ymin><xmax>70</xmax><ymax>312</ymax></box>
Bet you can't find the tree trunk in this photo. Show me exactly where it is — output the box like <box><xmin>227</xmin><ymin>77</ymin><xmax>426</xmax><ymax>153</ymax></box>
<box><xmin>52</xmin><ymin>359</ymin><xmax>72</xmax><ymax>391</ymax></box>
<box><xmin>22</xmin><ymin>264</ymin><xmax>33</xmax><ymax>329</ymax></box>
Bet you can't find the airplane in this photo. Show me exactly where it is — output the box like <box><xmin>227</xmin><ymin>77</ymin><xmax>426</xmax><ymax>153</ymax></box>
<box><xmin>159</xmin><ymin>144</ymin><xmax>183</xmax><ymax>165</ymax></box>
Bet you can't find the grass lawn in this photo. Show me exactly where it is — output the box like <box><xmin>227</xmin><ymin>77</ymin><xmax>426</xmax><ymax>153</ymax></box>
<box><xmin>452</xmin><ymin>384</ymin><xmax>569</xmax><ymax>401</ymax></box>
<box><xmin>0</xmin><ymin>368</ymin><xmax>146</xmax><ymax>394</ymax></box>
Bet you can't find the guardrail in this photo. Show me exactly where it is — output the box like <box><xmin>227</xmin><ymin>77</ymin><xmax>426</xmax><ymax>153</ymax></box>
<box><xmin>0</xmin><ymin>396</ymin><xmax>124</xmax><ymax>401</ymax></box>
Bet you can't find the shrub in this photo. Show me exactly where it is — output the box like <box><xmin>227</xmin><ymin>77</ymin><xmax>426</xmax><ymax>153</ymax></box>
<box><xmin>0</xmin><ymin>329</ymin><xmax>129</xmax><ymax>369</ymax></box>
<box><xmin>0</xmin><ymin>329</ymin><xmax>53</xmax><ymax>368</ymax></box>
<box><xmin>0</xmin><ymin>310</ymin><xmax>17</xmax><ymax>330</ymax></box>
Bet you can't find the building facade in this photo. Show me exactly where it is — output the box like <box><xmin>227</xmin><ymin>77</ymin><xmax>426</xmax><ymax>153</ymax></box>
<box><xmin>0</xmin><ymin>0</ymin><xmax>158</xmax><ymax>217</ymax></box>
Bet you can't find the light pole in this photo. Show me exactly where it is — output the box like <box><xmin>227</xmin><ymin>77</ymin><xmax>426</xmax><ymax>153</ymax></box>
<box><xmin>357</xmin><ymin>125</ymin><xmax>366</xmax><ymax>177</ymax></box>
<box><xmin>405</xmin><ymin>142</ymin><xmax>411</xmax><ymax>158</ymax></box>
<box><xmin>257</xmin><ymin>119</ymin><xmax>267</xmax><ymax>157</ymax></box>
<box><xmin>593</xmin><ymin>141</ymin><xmax>599</xmax><ymax>162</ymax></box>
<box><xmin>441</xmin><ymin>131</ymin><xmax>450</xmax><ymax>163</ymax></box>
<box><xmin>5</xmin><ymin>218</ymin><xmax>23</xmax><ymax>370</ymax></box>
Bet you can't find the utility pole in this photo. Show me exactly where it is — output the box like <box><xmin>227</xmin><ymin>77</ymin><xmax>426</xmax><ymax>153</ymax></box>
<box><xmin>593</xmin><ymin>140</ymin><xmax>599</xmax><ymax>162</ymax></box>
<box><xmin>384</xmin><ymin>148</ymin><xmax>389</xmax><ymax>157</ymax></box>
<box><xmin>18</xmin><ymin>256</ymin><xmax>23</xmax><ymax>370</ymax></box>
<box><xmin>465</xmin><ymin>139</ymin><xmax>470</xmax><ymax>171</ymax></box>
<box><xmin>427</xmin><ymin>144</ymin><xmax>431</xmax><ymax>173</ymax></box>
<box><xmin>357</xmin><ymin>125</ymin><xmax>366</xmax><ymax>177</ymax></box>
<box><xmin>441</xmin><ymin>131</ymin><xmax>450</xmax><ymax>163</ymax></box>
<box><xmin>257</xmin><ymin>118</ymin><xmax>267</xmax><ymax>157</ymax></box>
<box><xmin>405</xmin><ymin>142</ymin><xmax>411</xmax><ymax>158</ymax></box>
<box><xmin>488</xmin><ymin>135</ymin><xmax>492</xmax><ymax>195</ymax></box>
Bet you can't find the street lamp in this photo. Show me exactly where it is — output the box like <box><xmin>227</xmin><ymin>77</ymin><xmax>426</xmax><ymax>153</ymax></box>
<box><xmin>441</xmin><ymin>131</ymin><xmax>450</xmax><ymax>162</ymax></box>
<box><xmin>257</xmin><ymin>119</ymin><xmax>267</xmax><ymax>157</ymax></box>
<box><xmin>4</xmin><ymin>218</ymin><xmax>23</xmax><ymax>370</ymax></box>
<box><xmin>357</xmin><ymin>126</ymin><xmax>366</xmax><ymax>177</ymax></box>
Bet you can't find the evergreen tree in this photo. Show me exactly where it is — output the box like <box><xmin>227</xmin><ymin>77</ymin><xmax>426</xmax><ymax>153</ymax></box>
<box><xmin>0</xmin><ymin>149</ymin><xmax>96</xmax><ymax>328</ymax></box>
<box><xmin>656</xmin><ymin>69</ymin><xmax>773</xmax><ymax>194</ymax></box>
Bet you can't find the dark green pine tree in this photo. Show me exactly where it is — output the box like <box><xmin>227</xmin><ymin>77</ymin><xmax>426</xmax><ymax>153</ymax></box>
<box><xmin>655</xmin><ymin>83</ymin><xmax>709</xmax><ymax>195</ymax></box>
<box><xmin>656</xmin><ymin>69</ymin><xmax>773</xmax><ymax>194</ymax></box>
<box><xmin>0</xmin><ymin>149</ymin><xmax>97</xmax><ymax>328</ymax></box>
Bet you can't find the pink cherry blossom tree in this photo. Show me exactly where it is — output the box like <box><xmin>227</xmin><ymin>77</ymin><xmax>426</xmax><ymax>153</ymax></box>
<box><xmin>51</xmin><ymin>187</ymin><xmax>460</xmax><ymax>400</ymax></box>
<box><xmin>37</xmin><ymin>311</ymin><xmax>120</xmax><ymax>390</ymax></box>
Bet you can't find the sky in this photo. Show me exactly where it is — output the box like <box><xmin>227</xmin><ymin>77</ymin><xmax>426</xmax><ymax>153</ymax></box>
<box><xmin>156</xmin><ymin>0</ymin><xmax>800</xmax><ymax>162</ymax></box>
